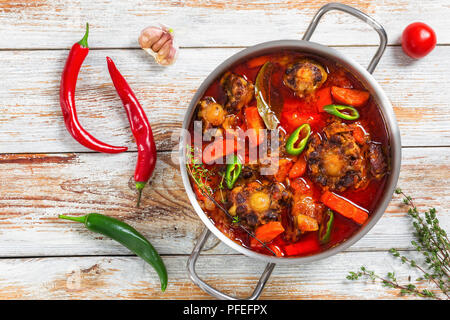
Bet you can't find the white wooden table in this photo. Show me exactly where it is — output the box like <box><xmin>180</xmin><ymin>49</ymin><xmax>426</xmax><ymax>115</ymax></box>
<box><xmin>0</xmin><ymin>0</ymin><xmax>448</xmax><ymax>299</ymax></box>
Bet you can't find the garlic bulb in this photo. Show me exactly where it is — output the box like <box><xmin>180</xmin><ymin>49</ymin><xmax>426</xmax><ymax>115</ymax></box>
<box><xmin>138</xmin><ymin>25</ymin><xmax>178</xmax><ymax>66</ymax></box>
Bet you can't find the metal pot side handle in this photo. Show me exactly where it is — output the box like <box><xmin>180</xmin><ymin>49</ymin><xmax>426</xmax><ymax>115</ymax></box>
<box><xmin>302</xmin><ymin>2</ymin><xmax>388</xmax><ymax>74</ymax></box>
<box><xmin>187</xmin><ymin>228</ymin><xmax>276</xmax><ymax>300</ymax></box>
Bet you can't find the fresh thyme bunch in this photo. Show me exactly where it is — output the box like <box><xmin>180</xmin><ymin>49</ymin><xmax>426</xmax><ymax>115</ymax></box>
<box><xmin>347</xmin><ymin>188</ymin><xmax>449</xmax><ymax>300</ymax></box>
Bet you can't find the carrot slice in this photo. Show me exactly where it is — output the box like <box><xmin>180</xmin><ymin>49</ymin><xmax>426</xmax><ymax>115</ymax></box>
<box><xmin>250</xmin><ymin>221</ymin><xmax>285</xmax><ymax>247</ymax></box>
<box><xmin>247</xmin><ymin>55</ymin><xmax>271</xmax><ymax>69</ymax></box>
<box><xmin>244</xmin><ymin>106</ymin><xmax>265</xmax><ymax>146</ymax></box>
<box><xmin>315</xmin><ymin>87</ymin><xmax>332</xmax><ymax>112</ymax></box>
<box><xmin>320</xmin><ymin>191</ymin><xmax>369</xmax><ymax>225</ymax></box>
<box><xmin>331</xmin><ymin>86</ymin><xmax>370</xmax><ymax>107</ymax></box>
<box><xmin>288</xmin><ymin>156</ymin><xmax>307</xmax><ymax>179</ymax></box>
<box><xmin>255</xmin><ymin>221</ymin><xmax>285</xmax><ymax>241</ymax></box>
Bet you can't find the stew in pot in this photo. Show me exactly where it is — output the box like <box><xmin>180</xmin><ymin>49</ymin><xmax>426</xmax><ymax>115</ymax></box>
<box><xmin>186</xmin><ymin>51</ymin><xmax>389</xmax><ymax>257</ymax></box>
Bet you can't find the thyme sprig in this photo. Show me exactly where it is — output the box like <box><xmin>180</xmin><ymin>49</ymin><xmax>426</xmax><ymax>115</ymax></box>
<box><xmin>186</xmin><ymin>145</ymin><xmax>213</xmax><ymax>194</ymax></box>
<box><xmin>217</xmin><ymin>171</ymin><xmax>226</xmax><ymax>204</ymax></box>
<box><xmin>347</xmin><ymin>266</ymin><xmax>437</xmax><ymax>299</ymax></box>
<box><xmin>185</xmin><ymin>145</ymin><xmax>276</xmax><ymax>256</ymax></box>
<box><xmin>347</xmin><ymin>188</ymin><xmax>449</xmax><ymax>300</ymax></box>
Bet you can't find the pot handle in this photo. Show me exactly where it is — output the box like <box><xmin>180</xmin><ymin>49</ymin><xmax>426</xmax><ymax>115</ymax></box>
<box><xmin>302</xmin><ymin>2</ymin><xmax>387</xmax><ymax>74</ymax></box>
<box><xmin>187</xmin><ymin>227</ymin><xmax>276</xmax><ymax>300</ymax></box>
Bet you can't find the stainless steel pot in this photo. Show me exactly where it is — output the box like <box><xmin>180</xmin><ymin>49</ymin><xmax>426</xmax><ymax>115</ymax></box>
<box><xmin>179</xmin><ymin>3</ymin><xmax>401</xmax><ymax>300</ymax></box>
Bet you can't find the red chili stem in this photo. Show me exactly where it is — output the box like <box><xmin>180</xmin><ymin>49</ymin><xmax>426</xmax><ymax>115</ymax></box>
<box><xmin>60</xmin><ymin>23</ymin><xmax>128</xmax><ymax>154</ymax></box>
<box><xmin>106</xmin><ymin>57</ymin><xmax>157</xmax><ymax>206</ymax></box>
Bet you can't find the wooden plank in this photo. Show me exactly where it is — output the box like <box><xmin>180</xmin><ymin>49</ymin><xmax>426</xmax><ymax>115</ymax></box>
<box><xmin>0</xmin><ymin>147</ymin><xmax>448</xmax><ymax>257</ymax></box>
<box><xmin>0</xmin><ymin>0</ymin><xmax>449</xmax><ymax>49</ymax></box>
<box><xmin>0</xmin><ymin>46</ymin><xmax>449</xmax><ymax>154</ymax></box>
<box><xmin>0</xmin><ymin>251</ymin><xmax>440</xmax><ymax>299</ymax></box>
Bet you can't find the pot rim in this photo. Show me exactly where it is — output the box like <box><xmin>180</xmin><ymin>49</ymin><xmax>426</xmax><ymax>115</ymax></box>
<box><xmin>179</xmin><ymin>39</ymin><xmax>402</xmax><ymax>264</ymax></box>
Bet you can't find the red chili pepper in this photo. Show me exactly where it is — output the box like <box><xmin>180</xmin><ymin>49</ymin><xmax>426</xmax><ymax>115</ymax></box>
<box><xmin>60</xmin><ymin>23</ymin><xmax>128</xmax><ymax>154</ymax></box>
<box><xmin>106</xmin><ymin>57</ymin><xmax>157</xmax><ymax>207</ymax></box>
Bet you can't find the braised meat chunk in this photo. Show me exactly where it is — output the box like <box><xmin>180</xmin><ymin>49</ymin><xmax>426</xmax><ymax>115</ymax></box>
<box><xmin>220</xmin><ymin>72</ymin><xmax>254</xmax><ymax>112</ymax></box>
<box><xmin>292</xmin><ymin>193</ymin><xmax>324</xmax><ymax>224</ymax></box>
<box><xmin>292</xmin><ymin>192</ymin><xmax>325</xmax><ymax>230</ymax></box>
<box><xmin>197</xmin><ymin>97</ymin><xmax>226</xmax><ymax>130</ymax></box>
<box><xmin>305</xmin><ymin>121</ymin><xmax>368</xmax><ymax>191</ymax></box>
<box><xmin>228</xmin><ymin>181</ymin><xmax>291</xmax><ymax>228</ymax></box>
<box><xmin>305</xmin><ymin>120</ymin><xmax>387</xmax><ymax>192</ymax></box>
<box><xmin>368</xmin><ymin>142</ymin><xmax>387</xmax><ymax>179</ymax></box>
<box><xmin>284</xmin><ymin>58</ymin><xmax>327</xmax><ymax>98</ymax></box>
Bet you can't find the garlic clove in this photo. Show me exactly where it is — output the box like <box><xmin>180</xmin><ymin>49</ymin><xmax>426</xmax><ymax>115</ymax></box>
<box><xmin>157</xmin><ymin>40</ymin><xmax>172</xmax><ymax>59</ymax></box>
<box><xmin>139</xmin><ymin>26</ymin><xmax>164</xmax><ymax>49</ymax></box>
<box><xmin>151</xmin><ymin>32</ymin><xmax>171</xmax><ymax>52</ymax></box>
<box><xmin>159</xmin><ymin>45</ymin><xmax>178</xmax><ymax>66</ymax></box>
<box><xmin>139</xmin><ymin>25</ymin><xmax>178</xmax><ymax>66</ymax></box>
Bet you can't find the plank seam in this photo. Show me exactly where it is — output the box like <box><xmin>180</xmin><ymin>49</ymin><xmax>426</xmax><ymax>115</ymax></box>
<box><xmin>0</xmin><ymin>44</ymin><xmax>449</xmax><ymax>51</ymax></box>
<box><xmin>0</xmin><ymin>248</ymin><xmax>420</xmax><ymax>260</ymax></box>
<box><xmin>0</xmin><ymin>145</ymin><xmax>449</xmax><ymax>156</ymax></box>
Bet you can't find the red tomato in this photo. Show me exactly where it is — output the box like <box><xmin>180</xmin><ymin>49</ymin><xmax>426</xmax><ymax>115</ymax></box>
<box><xmin>281</xmin><ymin>111</ymin><xmax>320</xmax><ymax>133</ymax></box>
<box><xmin>401</xmin><ymin>22</ymin><xmax>436</xmax><ymax>59</ymax></box>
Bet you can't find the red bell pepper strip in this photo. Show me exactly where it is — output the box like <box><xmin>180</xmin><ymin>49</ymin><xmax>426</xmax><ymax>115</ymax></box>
<box><xmin>283</xmin><ymin>236</ymin><xmax>320</xmax><ymax>256</ymax></box>
<box><xmin>288</xmin><ymin>156</ymin><xmax>307</xmax><ymax>179</ymax></box>
<box><xmin>268</xmin><ymin>244</ymin><xmax>284</xmax><ymax>257</ymax></box>
<box><xmin>107</xmin><ymin>57</ymin><xmax>157</xmax><ymax>207</ymax></box>
<box><xmin>280</xmin><ymin>111</ymin><xmax>320</xmax><ymax>134</ymax></box>
<box><xmin>353</xmin><ymin>125</ymin><xmax>367</xmax><ymax>144</ymax></box>
<box><xmin>60</xmin><ymin>23</ymin><xmax>128</xmax><ymax>154</ymax></box>
<box><xmin>244</xmin><ymin>106</ymin><xmax>265</xmax><ymax>146</ymax></box>
<box><xmin>202</xmin><ymin>137</ymin><xmax>242</xmax><ymax>164</ymax></box>
<box><xmin>315</xmin><ymin>87</ymin><xmax>333</xmax><ymax>112</ymax></box>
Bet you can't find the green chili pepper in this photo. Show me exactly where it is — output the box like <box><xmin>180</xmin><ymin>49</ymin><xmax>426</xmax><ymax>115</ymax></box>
<box><xmin>319</xmin><ymin>209</ymin><xmax>334</xmax><ymax>244</ymax></box>
<box><xmin>225</xmin><ymin>155</ymin><xmax>242</xmax><ymax>189</ymax></box>
<box><xmin>323</xmin><ymin>104</ymin><xmax>360</xmax><ymax>120</ymax></box>
<box><xmin>59</xmin><ymin>213</ymin><xmax>168</xmax><ymax>292</ymax></box>
<box><xmin>285</xmin><ymin>123</ymin><xmax>311</xmax><ymax>155</ymax></box>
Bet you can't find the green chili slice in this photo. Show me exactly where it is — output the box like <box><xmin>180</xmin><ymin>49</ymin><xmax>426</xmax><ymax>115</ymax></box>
<box><xmin>285</xmin><ymin>123</ymin><xmax>311</xmax><ymax>156</ymax></box>
<box><xmin>59</xmin><ymin>213</ymin><xmax>168</xmax><ymax>292</ymax></box>
<box><xmin>319</xmin><ymin>209</ymin><xmax>334</xmax><ymax>244</ymax></box>
<box><xmin>323</xmin><ymin>104</ymin><xmax>360</xmax><ymax>120</ymax></box>
<box><xmin>226</xmin><ymin>155</ymin><xmax>242</xmax><ymax>189</ymax></box>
